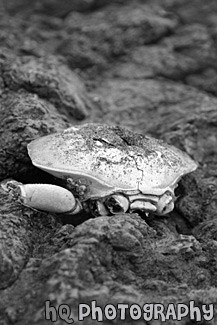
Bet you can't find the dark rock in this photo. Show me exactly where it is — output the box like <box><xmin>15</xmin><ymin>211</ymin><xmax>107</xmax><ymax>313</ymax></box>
<box><xmin>0</xmin><ymin>214</ymin><xmax>211</xmax><ymax>324</ymax></box>
<box><xmin>0</xmin><ymin>187</ymin><xmax>34</xmax><ymax>289</ymax></box>
<box><xmin>92</xmin><ymin>78</ymin><xmax>217</xmax><ymax>137</ymax></box>
<box><xmin>114</xmin><ymin>23</ymin><xmax>216</xmax><ymax>83</ymax></box>
<box><xmin>2</xmin><ymin>55</ymin><xmax>93</xmax><ymax>120</ymax></box>
<box><xmin>0</xmin><ymin>90</ymin><xmax>69</xmax><ymax>180</ymax></box>
<box><xmin>57</xmin><ymin>2</ymin><xmax>178</xmax><ymax>69</ymax></box>
<box><xmin>4</xmin><ymin>0</ymin><xmax>111</xmax><ymax>17</ymax></box>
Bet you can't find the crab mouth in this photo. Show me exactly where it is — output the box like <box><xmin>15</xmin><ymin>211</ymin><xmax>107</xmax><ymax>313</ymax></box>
<box><xmin>128</xmin><ymin>189</ymin><xmax>176</xmax><ymax>215</ymax></box>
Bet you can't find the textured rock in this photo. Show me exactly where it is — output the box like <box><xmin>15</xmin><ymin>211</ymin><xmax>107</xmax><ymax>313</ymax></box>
<box><xmin>0</xmin><ymin>195</ymin><xmax>29</xmax><ymax>289</ymax></box>
<box><xmin>0</xmin><ymin>90</ymin><xmax>69</xmax><ymax>180</ymax></box>
<box><xmin>57</xmin><ymin>2</ymin><xmax>178</xmax><ymax>69</ymax></box>
<box><xmin>2</xmin><ymin>55</ymin><xmax>93</xmax><ymax>119</ymax></box>
<box><xmin>113</xmin><ymin>23</ymin><xmax>216</xmax><ymax>83</ymax></box>
<box><xmin>0</xmin><ymin>187</ymin><xmax>39</xmax><ymax>289</ymax></box>
<box><xmin>4</xmin><ymin>0</ymin><xmax>111</xmax><ymax>17</ymax></box>
<box><xmin>0</xmin><ymin>214</ymin><xmax>212</xmax><ymax>324</ymax></box>
<box><xmin>92</xmin><ymin>78</ymin><xmax>217</xmax><ymax>137</ymax></box>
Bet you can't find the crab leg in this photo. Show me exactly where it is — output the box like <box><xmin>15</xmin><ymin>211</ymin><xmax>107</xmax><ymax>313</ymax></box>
<box><xmin>2</xmin><ymin>180</ymin><xmax>81</xmax><ymax>215</ymax></box>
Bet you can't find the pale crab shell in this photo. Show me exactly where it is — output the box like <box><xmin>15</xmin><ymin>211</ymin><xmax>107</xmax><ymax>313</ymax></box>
<box><xmin>27</xmin><ymin>123</ymin><xmax>197</xmax><ymax>201</ymax></box>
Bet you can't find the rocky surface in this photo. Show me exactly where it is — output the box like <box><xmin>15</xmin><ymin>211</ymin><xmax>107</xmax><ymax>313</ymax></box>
<box><xmin>0</xmin><ymin>0</ymin><xmax>217</xmax><ymax>324</ymax></box>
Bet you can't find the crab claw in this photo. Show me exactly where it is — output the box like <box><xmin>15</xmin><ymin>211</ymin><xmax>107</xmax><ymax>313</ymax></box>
<box><xmin>2</xmin><ymin>180</ymin><xmax>80</xmax><ymax>215</ymax></box>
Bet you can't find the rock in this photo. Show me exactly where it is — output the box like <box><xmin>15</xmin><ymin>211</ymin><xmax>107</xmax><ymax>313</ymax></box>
<box><xmin>0</xmin><ymin>187</ymin><xmax>35</xmax><ymax>289</ymax></box>
<box><xmin>0</xmin><ymin>214</ymin><xmax>210</xmax><ymax>324</ymax></box>
<box><xmin>4</xmin><ymin>0</ymin><xmax>111</xmax><ymax>17</ymax></box>
<box><xmin>113</xmin><ymin>23</ymin><xmax>215</xmax><ymax>83</ymax></box>
<box><xmin>92</xmin><ymin>78</ymin><xmax>217</xmax><ymax>136</ymax></box>
<box><xmin>2</xmin><ymin>55</ymin><xmax>93</xmax><ymax>120</ymax></box>
<box><xmin>0</xmin><ymin>90</ymin><xmax>69</xmax><ymax>180</ymax></box>
<box><xmin>57</xmin><ymin>2</ymin><xmax>178</xmax><ymax>69</ymax></box>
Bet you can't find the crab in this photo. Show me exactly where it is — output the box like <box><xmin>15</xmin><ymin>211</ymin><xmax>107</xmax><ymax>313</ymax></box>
<box><xmin>2</xmin><ymin>123</ymin><xmax>197</xmax><ymax>217</ymax></box>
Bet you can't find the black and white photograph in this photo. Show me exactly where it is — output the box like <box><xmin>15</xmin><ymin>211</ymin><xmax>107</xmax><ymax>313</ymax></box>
<box><xmin>0</xmin><ymin>0</ymin><xmax>217</xmax><ymax>324</ymax></box>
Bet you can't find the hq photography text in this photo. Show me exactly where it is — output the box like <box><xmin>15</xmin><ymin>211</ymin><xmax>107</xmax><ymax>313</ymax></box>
<box><xmin>44</xmin><ymin>300</ymin><xmax>214</xmax><ymax>323</ymax></box>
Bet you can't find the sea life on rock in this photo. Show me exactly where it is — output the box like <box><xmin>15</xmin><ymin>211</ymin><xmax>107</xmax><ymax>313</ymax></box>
<box><xmin>2</xmin><ymin>123</ymin><xmax>197</xmax><ymax>217</ymax></box>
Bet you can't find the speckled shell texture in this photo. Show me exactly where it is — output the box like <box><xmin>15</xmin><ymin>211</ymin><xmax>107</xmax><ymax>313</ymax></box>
<box><xmin>28</xmin><ymin>123</ymin><xmax>197</xmax><ymax>198</ymax></box>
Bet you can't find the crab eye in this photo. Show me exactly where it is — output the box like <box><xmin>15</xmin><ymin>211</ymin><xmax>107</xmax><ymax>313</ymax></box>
<box><xmin>105</xmin><ymin>194</ymin><xmax>129</xmax><ymax>214</ymax></box>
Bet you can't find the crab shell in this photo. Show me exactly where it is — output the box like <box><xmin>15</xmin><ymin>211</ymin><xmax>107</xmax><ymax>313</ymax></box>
<box><xmin>27</xmin><ymin>124</ymin><xmax>197</xmax><ymax>203</ymax></box>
